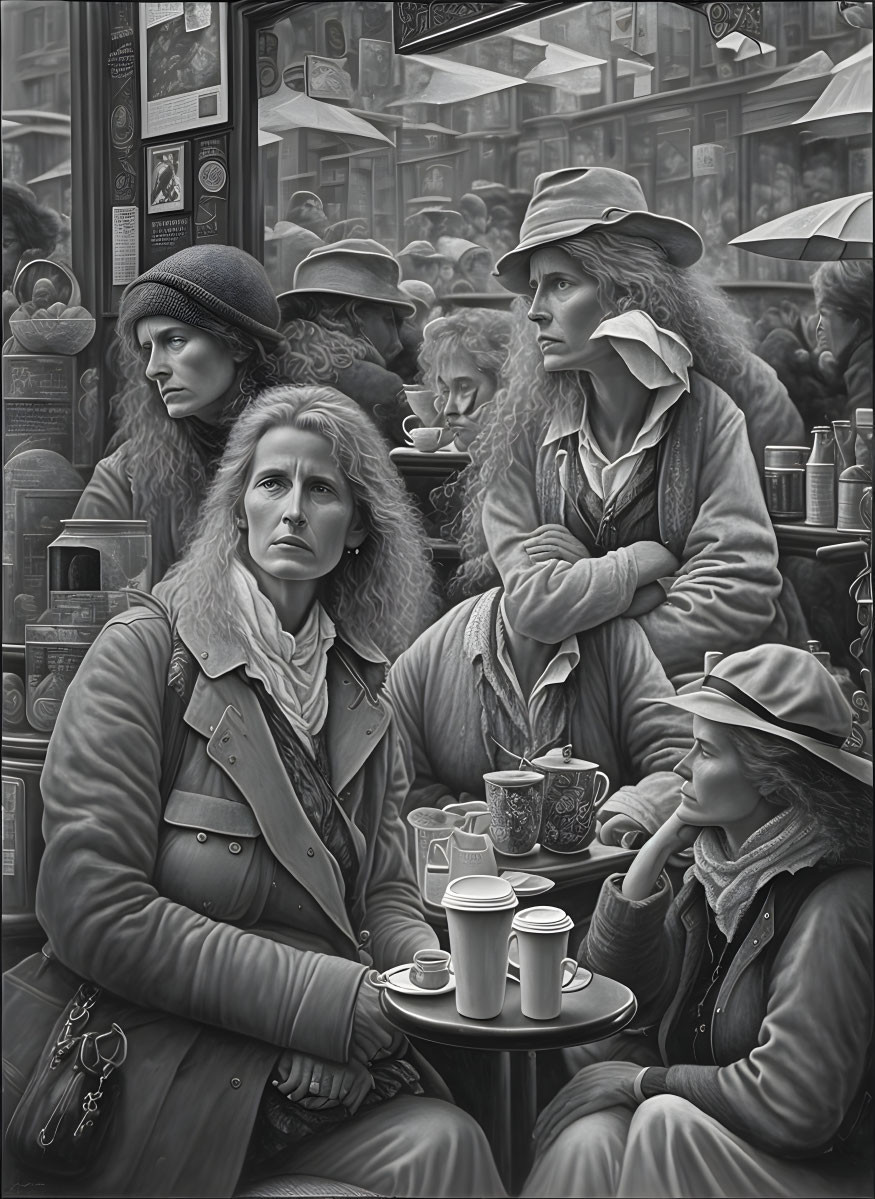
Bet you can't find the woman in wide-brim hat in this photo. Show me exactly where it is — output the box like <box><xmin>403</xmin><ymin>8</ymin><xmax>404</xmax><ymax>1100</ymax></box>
<box><xmin>525</xmin><ymin>642</ymin><xmax>872</xmax><ymax>1199</ymax></box>
<box><xmin>74</xmin><ymin>244</ymin><xmax>288</xmax><ymax>585</ymax></box>
<box><xmin>277</xmin><ymin>239</ymin><xmax>415</xmax><ymax>446</ymax></box>
<box><xmin>455</xmin><ymin>166</ymin><xmax>805</xmax><ymax>685</ymax></box>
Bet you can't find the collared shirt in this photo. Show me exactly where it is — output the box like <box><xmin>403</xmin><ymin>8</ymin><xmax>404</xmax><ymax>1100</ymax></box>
<box><xmin>544</xmin><ymin>311</ymin><xmax>693</xmax><ymax>503</ymax></box>
<box><xmin>494</xmin><ymin>593</ymin><xmax>580</xmax><ymax>742</ymax></box>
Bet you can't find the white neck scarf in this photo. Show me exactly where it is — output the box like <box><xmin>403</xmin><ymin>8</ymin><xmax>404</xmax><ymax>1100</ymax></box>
<box><xmin>229</xmin><ymin>560</ymin><xmax>336</xmax><ymax>752</ymax></box>
<box><xmin>691</xmin><ymin>806</ymin><xmax>829</xmax><ymax>939</ymax></box>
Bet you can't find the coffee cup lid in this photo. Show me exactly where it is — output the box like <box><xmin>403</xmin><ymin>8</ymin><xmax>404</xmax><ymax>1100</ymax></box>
<box><xmin>512</xmin><ymin>905</ymin><xmax>574</xmax><ymax>933</ymax></box>
<box><xmin>531</xmin><ymin>745</ymin><xmax>596</xmax><ymax>772</ymax></box>
<box><xmin>442</xmin><ymin>874</ymin><xmax>517</xmax><ymax>911</ymax></box>
<box><xmin>483</xmin><ymin>770</ymin><xmax>544</xmax><ymax>786</ymax></box>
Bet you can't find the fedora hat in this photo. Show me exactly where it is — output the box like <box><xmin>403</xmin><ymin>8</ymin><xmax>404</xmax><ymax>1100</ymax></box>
<box><xmin>277</xmin><ymin>238</ymin><xmax>415</xmax><ymax>316</ymax></box>
<box><xmin>650</xmin><ymin>645</ymin><xmax>872</xmax><ymax>785</ymax></box>
<box><xmin>495</xmin><ymin>167</ymin><xmax>704</xmax><ymax>294</ymax></box>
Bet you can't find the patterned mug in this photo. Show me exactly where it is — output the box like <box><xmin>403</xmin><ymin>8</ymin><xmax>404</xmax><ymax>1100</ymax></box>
<box><xmin>531</xmin><ymin>746</ymin><xmax>609</xmax><ymax>854</ymax></box>
<box><xmin>483</xmin><ymin>770</ymin><xmax>545</xmax><ymax>856</ymax></box>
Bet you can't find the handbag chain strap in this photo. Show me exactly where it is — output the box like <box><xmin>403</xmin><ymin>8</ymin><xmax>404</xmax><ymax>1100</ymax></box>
<box><xmin>50</xmin><ymin>983</ymin><xmax>101</xmax><ymax>1068</ymax></box>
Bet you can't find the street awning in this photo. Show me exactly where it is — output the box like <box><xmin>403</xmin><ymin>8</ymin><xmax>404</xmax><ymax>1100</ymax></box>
<box><xmin>388</xmin><ymin>55</ymin><xmax>520</xmax><ymax>106</ymax></box>
<box><xmin>258</xmin><ymin>93</ymin><xmax>394</xmax><ymax>146</ymax></box>
<box><xmin>792</xmin><ymin>49</ymin><xmax>872</xmax><ymax>139</ymax></box>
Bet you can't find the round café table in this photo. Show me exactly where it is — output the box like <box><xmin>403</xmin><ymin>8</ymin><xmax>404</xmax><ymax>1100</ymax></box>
<box><xmin>381</xmin><ymin>971</ymin><xmax>636</xmax><ymax>1192</ymax></box>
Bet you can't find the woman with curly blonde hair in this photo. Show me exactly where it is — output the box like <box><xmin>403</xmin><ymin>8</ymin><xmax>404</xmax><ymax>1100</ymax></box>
<box><xmin>459</xmin><ymin>168</ymin><xmax>799</xmax><ymax>684</ymax></box>
<box><xmin>11</xmin><ymin>386</ymin><xmax>502</xmax><ymax>1199</ymax></box>
<box><xmin>75</xmin><ymin>245</ymin><xmax>289</xmax><ymax>583</ymax></box>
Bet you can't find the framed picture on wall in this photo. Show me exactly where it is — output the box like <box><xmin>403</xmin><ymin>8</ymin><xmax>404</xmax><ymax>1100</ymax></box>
<box><xmin>139</xmin><ymin>2</ymin><xmax>228</xmax><ymax>139</ymax></box>
<box><xmin>417</xmin><ymin>159</ymin><xmax>455</xmax><ymax>198</ymax></box>
<box><xmin>146</xmin><ymin>142</ymin><xmax>186</xmax><ymax>214</ymax></box>
<box><xmin>656</xmin><ymin>126</ymin><xmax>692</xmax><ymax>182</ymax></box>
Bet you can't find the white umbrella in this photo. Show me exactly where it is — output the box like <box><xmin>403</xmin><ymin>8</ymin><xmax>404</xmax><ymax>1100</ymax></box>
<box><xmin>258</xmin><ymin>93</ymin><xmax>394</xmax><ymax>146</ymax></box>
<box><xmin>793</xmin><ymin>49</ymin><xmax>872</xmax><ymax>139</ymax></box>
<box><xmin>831</xmin><ymin>42</ymin><xmax>872</xmax><ymax>72</ymax></box>
<box><xmin>716</xmin><ymin>32</ymin><xmax>775</xmax><ymax>60</ymax></box>
<box><xmin>730</xmin><ymin>192</ymin><xmax>873</xmax><ymax>261</ymax></box>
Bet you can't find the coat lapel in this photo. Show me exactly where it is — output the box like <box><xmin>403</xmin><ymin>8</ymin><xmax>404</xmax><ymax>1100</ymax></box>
<box><xmin>183</xmin><ymin>669</ymin><xmax>357</xmax><ymax>946</ymax></box>
<box><xmin>323</xmin><ymin>645</ymin><xmax>389</xmax><ymax>795</ymax></box>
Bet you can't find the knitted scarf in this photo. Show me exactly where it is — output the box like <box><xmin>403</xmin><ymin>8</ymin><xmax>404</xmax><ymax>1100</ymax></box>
<box><xmin>691</xmin><ymin>806</ymin><xmax>830</xmax><ymax>939</ymax></box>
<box><xmin>229</xmin><ymin>560</ymin><xmax>335</xmax><ymax>752</ymax></box>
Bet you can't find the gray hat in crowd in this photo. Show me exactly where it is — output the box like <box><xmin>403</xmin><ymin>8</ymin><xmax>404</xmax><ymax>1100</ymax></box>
<box><xmin>398</xmin><ymin>240</ymin><xmax>448</xmax><ymax>262</ymax></box>
<box><xmin>118</xmin><ymin>244</ymin><xmax>283</xmax><ymax>345</ymax></box>
<box><xmin>496</xmin><ymin>167</ymin><xmax>704</xmax><ymax>294</ymax></box>
<box><xmin>277</xmin><ymin>238</ymin><xmax>415</xmax><ymax>316</ymax></box>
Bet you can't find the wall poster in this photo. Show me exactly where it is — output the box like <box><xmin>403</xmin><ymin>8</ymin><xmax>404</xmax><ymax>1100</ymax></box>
<box><xmin>139</xmin><ymin>2</ymin><xmax>228</xmax><ymax>139</ymax></box>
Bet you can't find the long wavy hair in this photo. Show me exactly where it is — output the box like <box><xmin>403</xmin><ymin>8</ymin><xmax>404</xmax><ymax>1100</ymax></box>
<box><xmin>419</xmin><ymin>307</ymin><xmax>513</xmax><ymax>401</ymax></box>
<box><xmin>161</xmin><ymin>385</ymin><xmax>439</xmax><ymax>660</ymax></box>
<box><xmin>280</xmin><ymin>296</ymin><xmax>390</xmax><ymax>384</ymax></box>
<box><xmin>724</xmin><ymin>726</ymin><xmax>872</xmax><ymax>864</ymax></box>
<box><xmin>453</xmin><ymin>229</ymin><xmax>755</xmax><ymax>595</ymax></box>
<box><xmin>111</xmin><ymin>309</ymin><xmax>288</xmax><ymax>542</ymax></box>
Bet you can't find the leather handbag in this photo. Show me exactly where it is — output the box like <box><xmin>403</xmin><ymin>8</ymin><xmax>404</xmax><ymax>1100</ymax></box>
<box><xmin>5</xmin><ymin>980</ymin><xmax>127</xmax><ymax>1178</ymax></box>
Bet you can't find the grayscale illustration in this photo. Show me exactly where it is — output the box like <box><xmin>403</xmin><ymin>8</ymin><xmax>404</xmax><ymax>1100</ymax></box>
<box><xmin>2</xmin><ymin>2</ymin><xmax>872</xmax><ymax>1197</ymax></box>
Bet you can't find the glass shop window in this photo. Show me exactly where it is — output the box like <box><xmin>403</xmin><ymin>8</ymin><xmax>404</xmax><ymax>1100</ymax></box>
<box><xmin>253</xmin><ymin>1</ymin><xmax>870</xmax><ymax>295</ymax></box>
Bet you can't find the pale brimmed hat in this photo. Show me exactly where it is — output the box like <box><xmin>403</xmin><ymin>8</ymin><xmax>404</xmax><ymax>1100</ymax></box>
<box><xmin>495</xmin><ymin>166</ymin><xmax>704</xmax><ymax>294</ymax></box>
<box><xmin>277</xmin><ymin>238</ymin><xmax>415</xmax><ymax>316</ymax></box>
<box><xmin>650</xmin><ymin>645</ymin><xmax>872</xmax><ymax>785</ymax></box>
<box><xmin>398</xmin><ymin>240</ymin><xmax>447</xmax><ymax>262</ymax></box>
<box><xmin>399</xmin><ymin>279</ymin><xmax>437</xmax><ymax>316</ymax></box>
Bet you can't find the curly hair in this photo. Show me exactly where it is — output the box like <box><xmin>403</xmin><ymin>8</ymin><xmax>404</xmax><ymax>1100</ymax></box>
<box><xmin>812</xmin><ymin>261</ymin><xmax>873</xmax><ymax>325</ymax></box>
<box><xmin>161</xmin><ymin>385</ymin><xmax>439</xmax><ymax>660</ymax></box>
<box><xmin>2</xmin><ymin>181</ymin><xmax>62</xmax><ymax>259</ymax></box>
<box><xmin>110</xmin><ymin>310</ymin><xmax>289</xmax><ymax>544</ymax></box>
<box><xmin>452</xmin><ymin>229</ymin><xmax>757</xmax><ymax>596</ymax></box>
<box><xmin>280</xmin><ymin>296</ymin><xmax>390</xmax><ymax>385</ymax></box>
<box><xmin>419</xmin><ymin>307</ymin><xmax>513</xmax><ymax>398</ymax></box>
<box><xmin>724</xmin><ymin>726</ymin><xmax>872</xmax><ymax>863</ymax></box>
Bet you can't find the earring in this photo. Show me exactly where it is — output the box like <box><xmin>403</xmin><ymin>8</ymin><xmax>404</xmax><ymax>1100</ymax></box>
<box><xmin>236</xmin><ymin>517</ymin><xmax>247</xmax><ymax>530</ymax></box>
<box><xmin>348</xmin><ymin>546</ymin><xmax>360</xmax><ymax>556</ymax></box>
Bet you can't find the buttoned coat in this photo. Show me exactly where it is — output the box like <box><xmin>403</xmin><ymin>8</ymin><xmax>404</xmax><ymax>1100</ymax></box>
<box><xmin>28</xmin><ymin>599</ymin><xmax>437</xmax><ymax>1196</ymax></box>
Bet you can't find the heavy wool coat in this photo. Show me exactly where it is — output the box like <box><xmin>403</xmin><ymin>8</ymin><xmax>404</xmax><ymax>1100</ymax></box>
<box><xmin>482</xmin><ymin>371</ymin><xmax>786</xmax><ymax>680</ymax></box>
<box><xmin>386</xmin><ymin>595</ymin><xmax>692</xmax><ymax>834</ymax></box>
<box><xmin>30</xmin><ymin>599</ymin><xmax>437</xmax><ymax>1196</ymax></box>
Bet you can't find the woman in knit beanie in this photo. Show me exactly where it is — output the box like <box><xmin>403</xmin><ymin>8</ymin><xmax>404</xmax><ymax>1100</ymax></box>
<box><xmin>74</xmin><ymin>245</ymin><xmax>289</xmax><ymax>584</ymax></box>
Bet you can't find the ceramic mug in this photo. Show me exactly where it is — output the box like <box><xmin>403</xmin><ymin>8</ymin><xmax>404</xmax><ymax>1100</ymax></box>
<box><xmin>483</xmin><ymin>770</ymin><xmax>545</xmax><ymax>856</ymax></box>
<box><xmin>531</xmin><ymin>748</ymin><xmax>609</xmax><ymax>854</ymax></box>
<box><xmin>407</xmin><ymin>807</ymin><xmax>465</xmax><ymax>898</ymax></box>
<box><xmin>402</xmin><ymin>415</ymin><xmax>445</xmax><ymax>452</ymax></box>
<box><xmin>427</xmin><ymin>828</ymin><xmax>497</xmax><ymax>885</ymax></box>
<box><xmin>408</xmin><ymin>948</ymin><xmax>452</xmax><ymax>991</ymax></box>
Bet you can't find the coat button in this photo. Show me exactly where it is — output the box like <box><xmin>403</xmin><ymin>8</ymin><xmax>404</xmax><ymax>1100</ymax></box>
<box><xmin>201</xmin><ymin>651</ymin><xmax>209</xmax><ymax>659</ymax></box>
<box><xmin>228</xmin><ymin>755</ymin><xmax>237</xmax><ymax>764</ymax></box>
<box><xmin>229</xmin><ymin>842</ymin><xmax>242</xmax><ymax>855</ymax></box>
<box><xmin>715</xmin><ymin>1007</ymin><xmax>721</xmax><ymax>1014</ymax></box>
<box><xmin>764</xmin><ymin>912</ymin><xmax>770</xmax><ymax>919</ymax></box>
<box><xmin>196</xmin><ymin>832</ymin><xmax>207</xmax><ymax>843</ymax></box>
<box><xmin>753</xmin><ymin>938</ymin><xmax>759</xmax><ymax>946</ymax></box>
<box><xmin>230</xmin><ymin>1078</ymin><xmax>241</xmax><ymax>1089</ymax></box>
<box><xmin>699</xmin><ymin>1023</ymin><xmax>706</xmax><ymax>1033</ymax></box>
<box><xmin>307</xmin><ymin>847</ymin><xmax>315</xmax><ymax>857</ymax></box>
<box><xmin>365</xmin><ymin>729</ymin><xmax>373</xmax><ymax>735</ymax></box>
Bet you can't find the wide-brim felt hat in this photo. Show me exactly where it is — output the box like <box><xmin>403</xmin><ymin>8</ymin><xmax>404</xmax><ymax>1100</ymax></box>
<box><xmin>649</xmin><ymin>645</ymin><xmax>872</xmax><ymax>785</ymax></box>
<box><xmin>495</xmin><ymin>166</ymin><xmax>704</xmax><ymax>294</ymax></box>
<box><xmin>277</xmin><ymin>238</ymin><xmax>415</xmax><ymax>316</ymax></box>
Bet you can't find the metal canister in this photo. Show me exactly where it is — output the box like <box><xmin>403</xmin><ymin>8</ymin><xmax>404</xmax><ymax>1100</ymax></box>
<box><xmin>765</xmin><ymin>467</ymin><xmax>806</xmax><ymax>520</ymax></box>
<box><xmin>837</xmin><ymin>466</ymin><xmax>871</xmax><ymax>533</ymax></box>
<box><xmin>764</xmin><ymin>446</ymin><xmax>810</xmax><ymax>469</ymax></box>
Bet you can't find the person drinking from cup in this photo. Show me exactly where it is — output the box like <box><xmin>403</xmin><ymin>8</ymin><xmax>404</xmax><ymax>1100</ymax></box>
<box><xmin>9</xmin><ymin>387</ymin><xmax>508</xmax><ymax>1198</ymax></box>
<box><xmin>387</xmin><ymin>584</ymin><xmax>693</xmax><ymax>850</ymax></box>
<box><xmin>73</xmin><ymin>245</ymin><xmax>289</xmax><ymax>584</ymax></box>
<box><xmin>523</xmin><ymin>644</ymin><xmax>872</xmax><ymax>1199</ymax></box>
<box><xmin>455</xmin><ymin>168</ymin><xmax>803</xmax><ymax>684</ymax></box>
<box><xmin>277</xmin><ymin>239</ymin><xmax>413</xmax><ymax>446</ymax></box>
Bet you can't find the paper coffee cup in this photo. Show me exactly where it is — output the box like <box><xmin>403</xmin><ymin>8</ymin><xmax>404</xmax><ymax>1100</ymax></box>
<box><xmin>509</xmin><ymin>906</ymin><xmax>576</xmax><ymax>1020</ymax></box>
<box><xmin>443</xmin><ymin>875</ymin><xmax>517</xmax><ymax>1019</ymax></box>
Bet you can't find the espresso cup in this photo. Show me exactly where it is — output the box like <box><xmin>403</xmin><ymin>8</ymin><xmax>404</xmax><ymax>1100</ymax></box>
<box><xmin>442</xmin><ymin>875</ymin><xmax>518</xmax><ymax>1019</ymax></box>
<box><xmin>531</xmin><ymin>748</ymin><xmax>609</xmax><ymax>854</ymax></box>
<box><xmin>409</xmin><ymin>948</ymin><xmax>452</xmax><ymax>990</ymax></box>
<box><xmin>483</xmin><ymin>770</ymin><xmax>545</xmax><ymax>856</ymax></box>
<box><xmin>402</xmin><ymin>414</ymin><xmax>445</xmax><ymax>452</ymax></box>
<box><xmin>509</xmin><ymin>906</ymin><xmax>577</xmax><ymax>1020</ymax></box>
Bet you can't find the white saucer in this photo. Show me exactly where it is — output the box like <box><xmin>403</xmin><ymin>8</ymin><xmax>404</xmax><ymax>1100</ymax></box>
<box><xmin>506</xmin><ymin>948</ymin><xmax>593</xmax><ymax>991</ymax></box>
<box><xmin>501</xmin><ymin>870</ymin><xmax>555</xmax><ymax>896</ymax></box>
<box><xmin>376</xmin><ymin>964</ymin><xmax>456</xmax><ymax>997</ymax></box>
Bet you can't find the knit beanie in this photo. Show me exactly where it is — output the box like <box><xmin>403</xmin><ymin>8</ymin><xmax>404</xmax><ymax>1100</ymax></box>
<box><xmin>117</xmin><ymin>244</ymin><xmax>283</xmax><ymax>347</ymax></box>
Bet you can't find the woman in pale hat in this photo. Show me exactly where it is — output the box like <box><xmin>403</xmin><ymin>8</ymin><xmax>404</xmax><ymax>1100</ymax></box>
<box><xmin>525</xmin><ymin>643</ymin><xmax>872</xmax><ymax>1198</ymax></box>
<box><xmin>397</xmin><ymin>240</ymin><xmax>447</xmax><ymax>288</ymax></box>
<box><xmin>457</xmin><ymin>166</ymin><xmax>804</xmax><ymax>685</ymax></box>
<box><xmin>278</xmin><ymin>239</ymin><xmax>414</xmax><ymax>446</ymax></box>
<box><xmin>812</xmin><ymin>260</ymin><xmax>872</xmax><ymax>421</ymax></box>
<box><xmin>74</xmin><ymin>244</ymin><xmax>288</xmax><ymax>584</ymax></box>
